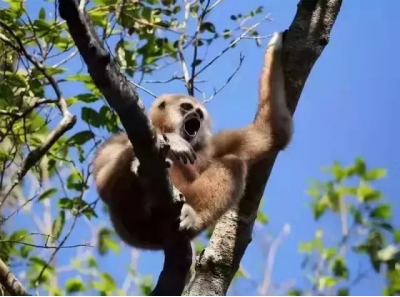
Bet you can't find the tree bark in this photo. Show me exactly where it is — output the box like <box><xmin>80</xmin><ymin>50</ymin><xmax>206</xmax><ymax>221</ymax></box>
<box><xmin>58</xmin><ymin>0</ymin><xmax>192</xmax><ymax>295</ymax></box>
<box><xmin>0</xmin><ymin>258</ymin><xmax>30</xmax><ymax>296</ymax></box>
<box><xmin>187</xmin><ymin>0</ymin><xmax>343</xmax><ymax>295</ymax></box>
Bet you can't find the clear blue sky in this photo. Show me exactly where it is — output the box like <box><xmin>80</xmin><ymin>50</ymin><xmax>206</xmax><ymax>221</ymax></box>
<box><xmin>15</xmin><ymin>0</ymin><xmax>400</xmax><ymax>295</ymax></box>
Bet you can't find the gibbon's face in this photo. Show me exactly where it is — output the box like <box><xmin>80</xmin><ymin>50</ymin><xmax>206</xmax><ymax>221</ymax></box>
<box><xmin>149</xmin><ymin>94</ymin><xmax>211</xmax><ymax>150</ymax></box>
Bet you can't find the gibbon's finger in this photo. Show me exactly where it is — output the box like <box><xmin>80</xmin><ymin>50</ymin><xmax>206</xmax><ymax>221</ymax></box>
<box><xmin>188</xmin><ymin>146</ymin><xmax>196</xmax><ymax>160</ymax></box>
<box><xmin>171</xmin><ymin>151</ymin><xmax>179</xmax><ymax>161</ymax></box>
<box><xmin>180</xmin><ymin>153</ymin><xmax>188</xmax><ymax>164</ymax></box>
<box><xmin>187</xmin><ymin>152</ymin><xmax>195</xmax><ymax>164</ymax></box>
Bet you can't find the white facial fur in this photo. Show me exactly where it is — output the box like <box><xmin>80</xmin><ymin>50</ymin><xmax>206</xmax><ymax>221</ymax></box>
<box><xmin>150</xmin><ymin>94</ymin><xmax>211</xmax><ymax>149</ymax></box>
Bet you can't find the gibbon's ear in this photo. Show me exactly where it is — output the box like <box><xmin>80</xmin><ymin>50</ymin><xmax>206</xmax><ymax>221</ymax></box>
<box><xmin>158</xmin><ymin>101</ymin><xmax>166</xmax><ymax>110</ymax></box>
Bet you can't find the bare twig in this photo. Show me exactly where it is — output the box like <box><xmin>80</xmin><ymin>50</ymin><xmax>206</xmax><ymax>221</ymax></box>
<box><xmin>52</xmin><ymin>49</ymin><xmax>79</xmax><ymax>68</ymax></box>
<box><xmin>194</xmin><ymin>14</ymin><xmax>271</xmax><ymax>79</ymax></box>
<box><xmin>259</xmin><ymin>224</ymin><xmax>291</xmax><ymax>295</ymax></box>
<box><xmin>129</xmin><ymin>80</ymin><xmax>157</xmax><ymax>98</ymax></box>
<box><xmin>203</xmin><ymin>53</ymin><xmax>244</xmax><ymax>104</ymax></box>
<box><xmin>189</xmin><ymin>0</ymin><xmax>211</xmax><ymax>95</ymax></box>
<box><xmin>177</xmin><ymin>0</ymin><xmax>193</xmax><ymax>94</ymax></box>
<box><xmin>0</xmin><ymin>240</ymin><xmax>91</xmax><ymax>249</ymax></box>
<box><xmin>0</xmin><ymin>258</ymin><xmax>30</xmax><ymax>296</ymax></box>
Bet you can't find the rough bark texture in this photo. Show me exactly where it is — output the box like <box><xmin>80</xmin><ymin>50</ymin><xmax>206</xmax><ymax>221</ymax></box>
<box><xmin>58</xmin><ymin>0</ymin><xmax>191</xmax><ymax>295</ymax></box>
<box><xmin>0</xmin><ymin>258</ymin><xmax>30</xmax><ymax>296</ymax></box>
<box><xmin>187</xmin><ymin>0</ymin><xmax>343</xmax><ymax>295</ymax></box>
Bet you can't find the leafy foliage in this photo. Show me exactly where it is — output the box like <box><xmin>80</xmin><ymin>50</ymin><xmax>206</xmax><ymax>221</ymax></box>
<box><xmin>295</xmin><ymin>158</ymin><xmax>399</xmax><ymax>295</ymax></box>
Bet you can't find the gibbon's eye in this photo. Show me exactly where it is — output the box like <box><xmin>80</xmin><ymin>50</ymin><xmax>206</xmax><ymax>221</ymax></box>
<box><xmin>158</xmin><ymin>101</ymin><xmax>166</xmax><ymax>109</ymax></box>
<box><xmin>196</xmin><ymin>108</ymin><xmax>204</xmax><ymax>119</ymax></box>
<box><xmin>180</xmin><ymin>103</ymin><xmax>193</xmax><ymax>111</ymax></box>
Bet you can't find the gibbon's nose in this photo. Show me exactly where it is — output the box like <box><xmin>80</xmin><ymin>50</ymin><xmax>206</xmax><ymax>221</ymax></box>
<box><xmin>196</xmin><ymin>108</ymin><xmax>204</xmax><ymax>119</ymax></box>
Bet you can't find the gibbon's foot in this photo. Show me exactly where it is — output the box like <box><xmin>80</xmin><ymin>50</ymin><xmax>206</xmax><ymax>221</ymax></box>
<box><xmin>130</xmin><ymin>158</ymin><xmax>140</xmax><ymax>176</ymax></box>
<box><xmin>179</xmin><ymin>203</ymin><xmax>198</xmax><ymax>232</ymax></box>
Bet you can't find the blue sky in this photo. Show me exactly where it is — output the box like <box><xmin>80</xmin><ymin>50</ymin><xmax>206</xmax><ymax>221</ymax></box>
<box><xmin>9</xmin><ymin>0</ymin><xmax>400</xmax><ymax>295</ymax></box>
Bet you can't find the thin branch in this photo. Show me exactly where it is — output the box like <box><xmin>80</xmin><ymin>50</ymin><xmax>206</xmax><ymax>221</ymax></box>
<box><xmin>129</xmin><ymin>80</ymin><xmax>157</xmax><ymax>98</ymax></box>
<box><xmin>0</xmin><ymin>240</ymin><xmax>92</xmax><ymax>249</ymax></box>
<box><xmin>194</xmin><ymin>14</ymin><xmax>271</xmax><ymax>79</ymax></box>
<box><xmin>52</xmin><ymin>49</ymin><xmax>79</xmax><ymax>68</ymax></box>
<box><xmin>259</xmin><ymin>224</ymin><xmax>291</xmax><ymax>295</ymax></box>
<box><xmin>203</xmin><ymin>53</ymin><xmax>244</xmax><ymax>104</ymax></box>
<box><xmin>0</xmin><ymin>258</ymin><xmax>30</xmax><ymax>296</ymax></box>
<box><xmin>177</xmin><ymin>0</ymin><xmax>193</xmax><ymax>94</ymax></box>
<box><xmin>189</xmin><ymin>0</ymin><xmax>211</xmax><ymax>95</ymax></box>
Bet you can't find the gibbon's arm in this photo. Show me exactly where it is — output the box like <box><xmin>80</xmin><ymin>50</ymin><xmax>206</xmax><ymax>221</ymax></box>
<box><xmin>210</xmin><ymin>32</ymin><xmax>292</xmax><ymax>165</ymax></box>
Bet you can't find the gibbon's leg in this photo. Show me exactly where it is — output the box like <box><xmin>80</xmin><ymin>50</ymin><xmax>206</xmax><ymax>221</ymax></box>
<box><xmin>93</xmin><ymin>133</ymin><xmax>136</xmax><ymax>203</ymax></box>
<box><xmin>179</xmin><ymin>155</ymin><xmax>247</xmax><ymax>234</ymax></box>
<box><xmin>210</xmin><ymin>32</ymin><xmax>292</xmax><ymax>165</ymax></box>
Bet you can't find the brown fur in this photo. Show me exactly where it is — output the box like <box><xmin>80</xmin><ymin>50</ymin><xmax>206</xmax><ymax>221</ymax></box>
<box><xmin>92</xmin><ymin>32</ymin><xmax>292</xmax><ymax>250</ymax></box>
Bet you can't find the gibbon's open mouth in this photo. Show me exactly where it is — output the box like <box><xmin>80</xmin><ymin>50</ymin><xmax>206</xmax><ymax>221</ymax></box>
<box><xmin>183</xmin><ymin>114</ymin><xmax>201</xmax><ymax>140</ymax></box>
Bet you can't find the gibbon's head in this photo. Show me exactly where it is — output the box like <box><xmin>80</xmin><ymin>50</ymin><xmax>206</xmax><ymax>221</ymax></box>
<box><xmin>149</xmin><ymin>94</ymin><xmax>211</xmax><ymax>150</ymax></box>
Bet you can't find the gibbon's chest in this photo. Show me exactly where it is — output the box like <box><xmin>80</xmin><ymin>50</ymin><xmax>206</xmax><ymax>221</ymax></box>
<box><xmin>168</xmin><ymin>152</ymin><xmax>210</xmax><ymax>191</ymax></box>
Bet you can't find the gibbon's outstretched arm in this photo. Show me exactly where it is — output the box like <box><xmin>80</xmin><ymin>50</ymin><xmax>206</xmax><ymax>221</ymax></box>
<box><xmin>210</xmin><ymin>32</ymin><xmax>292</xmax><ymax>164</ymax></box>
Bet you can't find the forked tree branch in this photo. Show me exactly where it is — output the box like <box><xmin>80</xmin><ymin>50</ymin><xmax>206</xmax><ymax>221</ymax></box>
<box><xmin>58</xmin><ymin>0</ymin><xmax>191</xmax><ymax>295</ymax></box>
<box><xmin>186</xmin><ymin>0</ymin><xmax>343</xmax><ymax>294</ymax></box>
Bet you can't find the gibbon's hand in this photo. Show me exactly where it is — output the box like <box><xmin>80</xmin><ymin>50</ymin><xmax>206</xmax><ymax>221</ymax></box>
<box><xmin>163</xmin><ymin>133</ymin><xmax>196</xmax><ymax>165</ymax></box>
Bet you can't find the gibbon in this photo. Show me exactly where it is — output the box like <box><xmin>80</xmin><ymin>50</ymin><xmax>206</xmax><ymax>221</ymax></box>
<box><xmin>92</xmin><ymin>32</ymin><xmax>292</xmax><ymax>250</ymax></box>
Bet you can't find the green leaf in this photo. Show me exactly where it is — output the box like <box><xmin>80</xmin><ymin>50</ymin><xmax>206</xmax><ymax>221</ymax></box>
<box><xmin>256</xmin><ymin>211</ymin><xmax>269</xmax><ymax>225</ymax></box>
<box><xmin>332</xmin><ymin>257</ymin><xmax>349</xmax><ymax>279</ymax></box>
<box><xmin>87</xmin><ymin>256</ymin><xmax>98</xmax><ymax>268</ymax></box>
<box><xmin>20</xmin><ymin>244</ymin><xmax>33</xmax><ymax>258</ymax></box>
<box><xmin>395</xmin><ymin>229</ymin><xmax>400</xmax><ymax>243</ymax></box>
<box><xmin>98</xmin><ymin>228</ymin><xmax>120</xmax><ymax>255</ymax></box>
<box><xmin>39</xmin><ymin>7</ymin><xmax>46</xmax><ymax>20</ymax></box>
<box><xmin>318</xmin><ymin>276</ymin><xmax>338</xmax><ymax>290</ymax></box>
<box><xmin>324</xmin><ymin>161</ymin><xmax>345</xmax><ymax>182</ymax></box>
<box><xmin>74</xmin><ymin>93</ymin><xmax>100</xmax><ymax>103</ymax></box>
<box><xmin>139</xmin><ymin>276</ymin><xmax>153</xmax><ymax>296</ymax></box>
<box><xmin>288</xmin><ymin>289</ymin><xmax>302</xmax><ymax>296</ymax></box>
<box><xmin>370</xmin><ymin>204</ymin><xmax>392</xmax><ymax>220</ymax></box>
<box><xmin>67</xmin><ymin>170</ymin><xmax>84</xmax><ymax>191</ymax></box>
<box><xmin>311</xmin><ymin>198</ymin><xmax>329</xmax><ymax>220</ymax></box>
<box><xmin>67</xmin><ymin>131</ymin><xmax>95</xmax><ymax>146</ymax></box>
<box><xmin>200</xmin><ymin>22</ymin><xmax>216</xmax><ymax>33</ymax></box>
<box><xmin>81</xmin><ymin>107</ymin><xmax>103</xmax><ymax>128</ymax></box>
<box><xmin>51</xmin><ymin>211</ymin><xmax>65</xmax><ymax>242</ymax></box>
<box><xmin>364</xmin><ymin>168</ymin><xmax>387</xmax><ymax>181</ymax></box>
<box><xmin>299</xmin><ymin>242</ymin><xmax>313</xmax><ymax>253</ymax></box>
<box><xmin>38</xmin><ymin>188</ymin><xmax>57</xmax><ymax>202</ymax></box>
<box><xmin>354</xmin><ymin>157</ymin><xmax>366</xmax><ymax>176</ymax></box>
<box><xmin>191</xmin><ymin>59</ymin><xmax>202</xmax><ymax>67</ymax></box>
<box><xmin>65</xmin><ymin>278</ymin><xmax>86</xmax><ymax>294</ymax></box>
<box><xmin>322</xmin><ymin>247</ymin><xmax>337</xmax><ymax>261</ymax></box>
<box><xmin>58</xmin><ymin>198</ymin><xmax>73</xmax><ymax>210</ymax></box>
<box><xmin>357</xmin><ymin>183</ymin><xmax>381</xmax><ymax>202</ymax></box>
<box><xmin>337</xmin><ymin>288</ymin><xmax>349</xmax><ymax>296</ymax></box>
